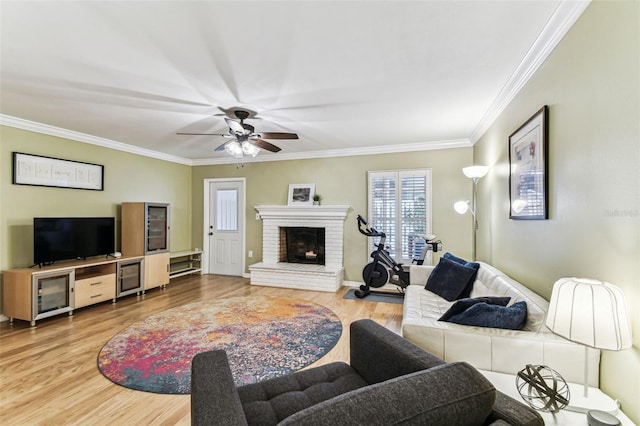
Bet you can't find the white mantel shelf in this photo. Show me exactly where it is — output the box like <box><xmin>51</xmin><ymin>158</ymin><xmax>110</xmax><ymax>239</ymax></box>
<box><xmin>255</xmin><ymin>205</ymin><xmax>350</xmax><ymax>220</ymax></box>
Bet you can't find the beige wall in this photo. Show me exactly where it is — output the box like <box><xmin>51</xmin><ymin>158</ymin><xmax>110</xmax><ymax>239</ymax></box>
<box><xmin>191</xmin><ymin>148</ymin><xmax>473</xmax><ymax>282</ymax></box>
<box><xmin>0</xmin><ymin>126</ymin><xmax>193</xmax><ymax>289</ymax></box>
<box><xmin>473</xmin><ymin>0</ymin><xmax>639</xmax><ymax>420</ymax></box>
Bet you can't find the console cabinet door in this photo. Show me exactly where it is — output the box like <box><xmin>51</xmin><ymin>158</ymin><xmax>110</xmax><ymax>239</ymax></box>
<box><xmin>144</xmin><ymin>252</ymin><xmax>170</xmax><ymax>290</ymax></box>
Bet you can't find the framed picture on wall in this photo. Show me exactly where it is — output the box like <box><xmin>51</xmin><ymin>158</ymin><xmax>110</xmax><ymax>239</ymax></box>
<box><xmin>12</xmin><ymin>152</ymin><xmax>104</xmax><ymax>191</ymax></box>
<box><xmin>288</xmin><ymin>183</ymin><xmax>315</xmax><ymax>206</ymax></box>
<box><xmin>508</xmin><ymin>106</ymin><xmax>548</xmax><ymax>220</ymax></box>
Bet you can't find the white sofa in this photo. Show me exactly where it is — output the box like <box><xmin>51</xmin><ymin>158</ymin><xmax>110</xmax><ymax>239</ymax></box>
<box><xmin>401</xmin><ymin>261</ymin><xmax>601</xmax><ymax>386</ymax></box>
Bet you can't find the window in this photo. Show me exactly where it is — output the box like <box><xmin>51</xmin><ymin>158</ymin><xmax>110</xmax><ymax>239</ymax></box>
<box><xmin>367</xmin><ymin>169</ymin><xmax>432</xmax><ymax>264</ymax></box>
<box><xmin>216</xmin><ymin>189</ymin><xmax>238</xmax><ymax>231</ymax></box>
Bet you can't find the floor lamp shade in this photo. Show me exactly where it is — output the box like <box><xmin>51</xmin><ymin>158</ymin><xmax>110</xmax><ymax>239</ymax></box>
<box><xmin>546</xmin><ymin>278</ymin><xmax>632</xmax><ymax>351</ymax></box>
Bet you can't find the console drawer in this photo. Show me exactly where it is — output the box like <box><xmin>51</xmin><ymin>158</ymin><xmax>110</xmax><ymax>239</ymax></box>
<box><xmin>75</xmin><ymin>273</ymin><xmax>116</xmax><ymax>308</ymax></box>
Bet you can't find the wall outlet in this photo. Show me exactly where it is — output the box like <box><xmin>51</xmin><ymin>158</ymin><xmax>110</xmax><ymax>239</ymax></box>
<box><xmin>248</xmin><ymin>250</ymin><xmax>253</xmax><ymax>258</ymax></box>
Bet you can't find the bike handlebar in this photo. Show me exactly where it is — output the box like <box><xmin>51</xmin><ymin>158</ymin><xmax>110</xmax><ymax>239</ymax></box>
<box><xmin>357</xmin><ymin>215</ymin><xmax>386</xmax><ymax>238</ymax></box>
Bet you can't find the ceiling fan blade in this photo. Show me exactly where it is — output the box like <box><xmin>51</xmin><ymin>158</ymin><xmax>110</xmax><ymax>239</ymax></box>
<box><xmin>214</xmin><ymin>141</ymin><xmax>230</xmax><ymax>152</ymax></box>
<box><xmin>256</xmin><ymin>132</ymin><xmax>298</xmax><ymax>140</ymax></box>
<box><xmin>225</xmin><ymin>117</ymin><xmax>246</xmax><ymax>135</ymax></box>
<box><xmin>252</xmin><ymin>139</ymin><xmax>281</xmax><ymax>153</ymax></box>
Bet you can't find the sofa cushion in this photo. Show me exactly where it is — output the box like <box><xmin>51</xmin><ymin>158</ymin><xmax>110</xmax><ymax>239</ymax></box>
<box><xmin>438</xmin><ymin>296</ymin><xmax>511</xmax><ymax>321</ymax></box>
<box><xmin>278</xmin><ymin>362</ymin><xmax>496</xmax><ymax>426</ymax></box>
<box><xmin>238</xmin><ymin>361</ymin><xmax>368</xmax><ymax>426</ymax></box>
<box><xmin>444</xmin><ymin>301</ymin><xmax>528</xmax><ymax>330</ymax></box>
<box><xmin>425</xmin><ymin>257</ymin><xmax>477</xmax><ymax>301</ymax></box>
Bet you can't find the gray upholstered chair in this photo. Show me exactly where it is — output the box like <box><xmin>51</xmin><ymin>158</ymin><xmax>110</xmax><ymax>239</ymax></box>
<box><xmin>191</xmin><ymin>319</ymin><xmax>543</xmax><ymax>426</ymax></box>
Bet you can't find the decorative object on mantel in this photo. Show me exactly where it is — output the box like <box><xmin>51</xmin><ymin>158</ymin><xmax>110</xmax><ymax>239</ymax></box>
<box><xmin>288</xmin><ymin>183</ymin><xmax>315</xmax><ymax>206</ymax></box>
<box><xmin>12</xmin><ymin>152</ymin><xmax>104</xmax><ymax>191</ymax></box>
<box><xmin>545</xmin><ymin>277</ymin><xmax>632</xmax><ymax>415</ymax></box>
<box><xmin>516</xmin><ymin>364</ymin><xmax>570</xmax><ymax>413</ymax></box>
<box><xmin>508</xmin><ymin>105</ymin><xmax>548</xmax><ymax>220</ymax></box>
<box><xmin>98</xmin><ymin>295</ymin><xmax>342</xmax><ymax>394</ymax></box>
<box><xmin>454</xmin><ymin>165</ymin><xmax>489</xmax><ymax>261</ymax></box>
<box><xmin>313</xmin><ymin>193</ymin><xmax>322</xmax><ymax>205</ymax></box>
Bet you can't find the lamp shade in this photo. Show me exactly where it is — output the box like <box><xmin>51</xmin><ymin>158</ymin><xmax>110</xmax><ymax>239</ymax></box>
<box><xmin>454</xmin><ymin>200</ymin><xmax>470</xmax><ymax>214</ymax></box>
<box><xmin>546</xmin><ymin>278</ymin><xmax>632</xmax><ymax>350</ymax></box>
<box><xmin>462</xmin><ymin>165</ymin><xmax>489</xmax><ymax>179</ymax></box>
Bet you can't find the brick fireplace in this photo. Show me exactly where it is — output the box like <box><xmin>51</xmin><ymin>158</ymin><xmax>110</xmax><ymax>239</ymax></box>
<box><xmin>249</xmin><ymin>205</ymin><xmax>350</xmax><ymax>292</ymax></box>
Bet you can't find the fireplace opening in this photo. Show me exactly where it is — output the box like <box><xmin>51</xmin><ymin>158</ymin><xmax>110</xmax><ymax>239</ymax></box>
<box><xmin>282</xmin><ymin>227</ymin><xmax>325</xmax><ymax>265</ymax></box>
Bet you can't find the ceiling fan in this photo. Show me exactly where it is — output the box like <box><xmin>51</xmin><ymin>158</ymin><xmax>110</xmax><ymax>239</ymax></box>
<box><xmin>177</xmin><ymin>109</ymin><xmax>298</xmax><ymax>157</ymax></box>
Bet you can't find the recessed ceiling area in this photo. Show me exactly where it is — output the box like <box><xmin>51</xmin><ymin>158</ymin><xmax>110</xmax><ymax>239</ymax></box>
<box><xmin>0</xmin><ymin>1</ymin><xmax>588</xmax><ymax>165</ymax></box>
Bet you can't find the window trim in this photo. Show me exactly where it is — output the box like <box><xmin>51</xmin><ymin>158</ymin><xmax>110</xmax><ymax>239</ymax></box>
<box><xmin>366</xmin><ymin>168</ymin><xmax>433</xmax><ymax>264</ymax></box>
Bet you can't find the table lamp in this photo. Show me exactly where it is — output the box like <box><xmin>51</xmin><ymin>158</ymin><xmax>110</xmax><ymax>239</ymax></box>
<box><xmin>545</xmin><ymin>277</ymin><xmax>632</xmax><ymax>415</ymax></box>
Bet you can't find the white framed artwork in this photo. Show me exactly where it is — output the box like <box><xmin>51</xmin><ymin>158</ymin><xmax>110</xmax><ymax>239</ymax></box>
<box><xmin>288</xmin><ymin>183</ymin><xmax>315</xmax><ymax>206</ymax></box>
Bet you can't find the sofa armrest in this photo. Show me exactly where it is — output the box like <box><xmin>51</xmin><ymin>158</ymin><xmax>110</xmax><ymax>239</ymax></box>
<box><xmin>349</xmin><ymin>319</ymin><xmax>444</xmax><ymax>384</ymax></box>
<box><xmin>278</xmin><ymin>362</ymin><xmax>497</xmax><ymax>426</ymax></box>
<box><xmin>191</xmin><ymin>350</ymin><xmax>248</xmax><ymax>426</ymax></box>
<box><xmin>487</xmin><ymin>392</ymin><xmax>544</xmax><ymax>426</ymax></box>
<box><xmin>409</xmin><ymin>265</ymin><xmax>434</xmax><ymax>285</ymax></box>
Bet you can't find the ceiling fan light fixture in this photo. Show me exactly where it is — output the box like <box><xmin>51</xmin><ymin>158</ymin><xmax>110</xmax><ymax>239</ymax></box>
<box><xmin>242</xmin><ymin>141</ymin><xmax>260</xmax><ymax>157</ymax></box>
<box><xmin>224</xmin><ymin>141</ymin><xmax>243</xmax><ymax>158</ymax></box>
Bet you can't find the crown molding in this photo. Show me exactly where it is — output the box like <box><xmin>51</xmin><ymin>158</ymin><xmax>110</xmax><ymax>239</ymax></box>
<box><xmin>2</xmin><ymin>113</ymin><xmax>470</xmax><ymax>167</ymax></box>
<box><xmin>189</xmin><ymin>139</ymin><xmax>471</xmax><ymax>166</ymax></box>
<box><xmin>469</xmin><ymin>0</ymin><xmax>591</xmax><ymax>144</ymax></box>
<box><xmin>0</xmin><ymin>114</ymin><xmax>193</xmax><ymax>166</ymax></box>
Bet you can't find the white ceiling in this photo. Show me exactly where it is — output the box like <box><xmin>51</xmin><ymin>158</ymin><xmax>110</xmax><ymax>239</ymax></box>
<box><xmin>0</xmin><ymin>1</ymin><xmax>588</xmax><ymax>165</ymax></box>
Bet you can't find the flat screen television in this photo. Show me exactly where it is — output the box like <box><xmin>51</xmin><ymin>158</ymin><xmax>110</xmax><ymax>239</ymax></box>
<box><xmin>34</xmin><ymin>217</ymin><xmax>115</xmax><ymax>265</ymax></box>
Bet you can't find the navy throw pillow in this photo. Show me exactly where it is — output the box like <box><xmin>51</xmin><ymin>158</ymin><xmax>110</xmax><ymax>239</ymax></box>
<box><xmin>444</xmin><ymin>301</ymin><xmax>528</xmax><ymax>330</ymax></box>
<box><xmin>425</xmin><ymin>257</ymin><xmax>477</xmax><ymax>301</ymax></box>
<box><xmin>443</xmin><ymin>252</ymin><xmax>480</xmax><ymax>269</ymax></box>
<box><xmin>438</xmin><ymin>296</ymin><xmax>511</xmax><ymax>321</ymax></box>
<box><xmin>442</xmin><ymin>252</ymin><xmax>480</xmax><ymax>298</ymax></box>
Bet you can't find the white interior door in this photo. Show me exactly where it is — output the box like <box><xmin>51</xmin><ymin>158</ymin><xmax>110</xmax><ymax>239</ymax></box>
<box><xmin>205</xmin><ymin>179</ymin><xmax>245</xmax><ymax>276</ymax></box>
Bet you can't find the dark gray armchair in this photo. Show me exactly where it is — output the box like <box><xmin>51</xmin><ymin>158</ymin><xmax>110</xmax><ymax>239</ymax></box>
<box><xmin>191</xmin><ymin>319</ymin><xmax>543</xmax><ymax>426</ymax></box>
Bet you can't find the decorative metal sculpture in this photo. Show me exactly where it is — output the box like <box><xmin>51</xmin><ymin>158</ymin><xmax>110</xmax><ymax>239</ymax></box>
<box><xmin>516</xmin><ymin>364</ymin><xmax>570</xmax><ymax>413</ymax></box>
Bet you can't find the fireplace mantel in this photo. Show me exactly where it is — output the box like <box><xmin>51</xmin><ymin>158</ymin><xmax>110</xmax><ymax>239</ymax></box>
<box><xmin>255</xmin><ymin>205</ymin><xmax>350</xmax><ymax>220</ymax></box>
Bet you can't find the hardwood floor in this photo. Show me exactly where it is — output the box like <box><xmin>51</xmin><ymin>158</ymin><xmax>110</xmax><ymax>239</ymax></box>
<box><xmin>0</xmin><ymin>275</ymin><xmax>403</xmax><ymax>425</ymax></box>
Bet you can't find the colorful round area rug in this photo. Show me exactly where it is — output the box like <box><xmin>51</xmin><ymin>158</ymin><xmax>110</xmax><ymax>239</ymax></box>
<box><xmin>97</xmin><ymin>295</ymin><xmax>342</xmax><ymax>394</ymax></box>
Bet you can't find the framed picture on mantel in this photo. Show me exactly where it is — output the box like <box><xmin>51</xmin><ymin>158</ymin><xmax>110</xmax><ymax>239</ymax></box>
<box><xmin>508</xmin><ymin>106</ymin><xmax>548</xmax><ymax>220</ymax></box>
<box><xmin>288</xmin><ymin>183</ymin><xmax>315</xmax><ymax>206</ymax></box>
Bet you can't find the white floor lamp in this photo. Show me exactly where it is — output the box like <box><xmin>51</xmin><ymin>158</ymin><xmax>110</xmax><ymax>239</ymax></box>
<box><xmin>454</xmin><ymin>165</ymin><xmax>489</xmax><ymax>261</ymax></box>
<box><xmin>546</xmin><ymin>277</ymin><xmax>632</xmax><ymax>416</ymax></box>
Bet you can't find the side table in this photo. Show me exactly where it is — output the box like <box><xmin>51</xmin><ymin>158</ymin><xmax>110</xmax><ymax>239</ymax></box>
<box><xmin>478</xmin><ymin>370</ymin><xmax>635</xmax><ymax>426</ymax></box>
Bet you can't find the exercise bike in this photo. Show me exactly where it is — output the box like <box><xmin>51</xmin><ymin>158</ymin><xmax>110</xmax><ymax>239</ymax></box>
<box><xmin>356</xmin><ymin>214</ymin><xmax>442</xmax><ymax>298</ymax></box>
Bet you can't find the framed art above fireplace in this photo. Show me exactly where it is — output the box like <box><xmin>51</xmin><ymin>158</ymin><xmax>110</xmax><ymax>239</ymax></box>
<box><xmin>288</xmin><ymin>183</ymin><xmax>315</xmax><ymax>206</ymax></box>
